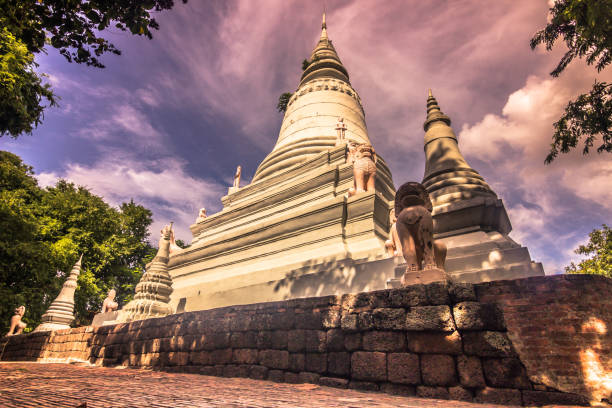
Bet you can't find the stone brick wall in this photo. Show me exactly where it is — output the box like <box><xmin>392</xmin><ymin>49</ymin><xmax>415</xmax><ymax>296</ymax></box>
<box><xmin>1</xmin><ymin>275</ymin><xmax>609</xmax><ymax>406</ymax></box>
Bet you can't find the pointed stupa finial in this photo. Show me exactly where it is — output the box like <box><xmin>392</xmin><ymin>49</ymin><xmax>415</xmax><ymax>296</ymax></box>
<box><xmin>77</xmin><ymin>253</ymin><xmax>83</xmax><ymax>266</ymax></box>
<box><xmin>321</xmin><ymin>13</ymin><xmax>328</xmax><ymax>40</ymax></box>
<box><xmin>424</xmin><ymin>89</ymin><xmax>451</xmax><ymax>131</ymax></box>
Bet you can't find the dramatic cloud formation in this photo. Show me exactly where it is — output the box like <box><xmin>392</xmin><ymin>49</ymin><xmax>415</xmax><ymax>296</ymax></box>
<box><xmin>2</xmin><ymin>0</ymin><xmax>609</xmax><ymax>273</ymax></box>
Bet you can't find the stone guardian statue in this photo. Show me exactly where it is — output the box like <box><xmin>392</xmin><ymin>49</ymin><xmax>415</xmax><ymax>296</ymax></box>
<box><xmin>348</xmin><ymin>143</ymin><xmax>377</xmax><ymax>196</ymax></box>
<box><xmin>384</xmin><ymin>208</ymin><xmax>401</xmax><ymax>257</ymax></box>
<box><xmin>6</xmin><ymin>306</ymin><xmax>27</xmax><ymax>336</ymax></box>
<box><xmin>394</xmin><ymin>182</ymin><xmax>447</xmax><ymax>286</ymax></box>
<box><xmin>101</xmin><ymin>289</ymin><xmax>118</xmax><ymax>313</ymax></box>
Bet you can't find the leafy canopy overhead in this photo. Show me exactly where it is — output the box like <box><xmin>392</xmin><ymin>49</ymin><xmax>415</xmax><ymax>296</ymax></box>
<box><xmin>0</xmin><ymin>0</ymin><xmax>186</xmax><ymax>138</ymax></box>
<box><xmin>531</xmin><ymin>0</ymin><xmax>612</xmax><ymax>163</ymax></box>
<box><xmin>566</xmin><ymin>224</ymin><xmax>611</xmax><ymax>278</ymax></box>
<box><xmin>2</xmin><ymin>0</ymin><xmax>188</xmax><ymax>68</ymax></box>
<box><xmin>0</xmin><ymin>151</ymin><xmax>156</xmax><ymax>333</ymax></box>
<box><xmin>0</xmin><ymin>28</ymin><xmax>57</xmax><ymax>138</ymax></box>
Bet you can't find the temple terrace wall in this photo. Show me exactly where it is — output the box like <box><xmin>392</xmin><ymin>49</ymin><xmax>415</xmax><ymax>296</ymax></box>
<box><xmin>1</xmin><ymin>275</ymin><xmax>610</xmax><ymax>406</ymax></box>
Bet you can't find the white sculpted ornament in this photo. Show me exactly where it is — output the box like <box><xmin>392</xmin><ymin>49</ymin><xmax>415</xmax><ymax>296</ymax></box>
<box><xmin>196</xmin><ymin>208</ymin><xmax>207</xmax><ymax>223</ymax></box>
<box><xmin>101</xmin><ymin>289</ymin><xmax>118</xmax><ymax>313</ymax></box>
<box><xmin>233</xmin><ymin>165</ymin><xmax>242</xmax><ymax>189</ymax></box>
<box><xmin>6</xmin><ymin>306</ymin><xmax>27</xmax><ymax>336</ymax></box>
<box><xmin>348</xmin><ymin>142</ymin><xmax>377</xmax><ymax>196</ymax></box>
<box><xmin>335</xmin><ymin>117</ymin><xmax>347</xmax><ymax>146</ymax></box>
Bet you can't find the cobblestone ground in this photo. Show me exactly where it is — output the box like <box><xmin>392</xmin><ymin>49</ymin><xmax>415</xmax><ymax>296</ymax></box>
<box><xmin>0</xmin><ymin>362</ymin><xmax>514</xmax><ymax>408</ymax></box>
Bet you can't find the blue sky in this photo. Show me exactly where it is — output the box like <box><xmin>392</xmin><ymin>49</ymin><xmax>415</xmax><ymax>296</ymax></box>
<box><xmin>2</xmin><ymin>0</ymin><xmax>610</xmax><ymax>274</ymax></box>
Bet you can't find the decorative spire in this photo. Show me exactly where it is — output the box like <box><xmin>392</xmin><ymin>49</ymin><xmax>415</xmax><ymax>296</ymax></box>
<box><xmin>424</xmin><ymin>89</ymin><xmax>451</xmax><ymax>131</ymax></box>
<box><xmin>321</xmin><ymin>13</ymin><xmax>328</xmax><ymax>40</ymax></box>
<box><xmin>421</xmin><ymin>91</ymin><xmax>496</xmax><ymax>206</ymax></box>
<box><xmin>34</xmin><ymin>255</ymin><xmax>83</xmax><ymax>332</ymax></box>
<box><xmin>119</xmin><ymin>224</ymin><xmax>174</xmax><ymax>322</ymax></box>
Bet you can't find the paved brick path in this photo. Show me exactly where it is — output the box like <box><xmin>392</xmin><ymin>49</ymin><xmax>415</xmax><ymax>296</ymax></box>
<box><xmin>0</xmin><ymin>362</ymin><xmax>518</xmax><ymax>408</ymax></box>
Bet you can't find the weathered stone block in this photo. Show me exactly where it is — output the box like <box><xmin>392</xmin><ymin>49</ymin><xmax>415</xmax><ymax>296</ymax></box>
<box><xmin>202</xmin><ymin>332</ymin><xmax>230</xmax><ymax>351</ymax></box>
<box><xmin>305</xmin><ymin>353</ymin><xmax>327</xmax><ymax>373</ymax></box>
<box><xmin>209</xmin><ymin>348</ymin><xmax>232</xmax><ymax>365</ymax></box>
<box><xmin>322</xmin><ymin>309</ymin><xmax>341</xmax><ymax>329</ymax></box>
<box><xmin>482</xmin><ymin>358</ymin><xmax>531</xmax><ymax>389</ymax></box>
<box><xmin>248</xmin><ymin>314</ymin><xmax>271</xmax><ymax>331</ymax></box>
<box><xmin>223</xmin><ymin>364</ymin><xmax>249</xmax><ymax>378</ymax></box>
<box><xmin>284</xmin><ymin>371</ymin><xmax>300</xmax><ymax>383</ymax></box>
<box><xmin>232</xmin><ymin>348</ymin><xmax>259</xmax><ymax>365</ymax></box>
<box><xmin>295</xmin><ymin>311</ymin><xmax>323</xmax><ymax>329</ymax></box>
<box><xmin>388</xmin><ymin>285</ymin><xmax>428</xmax><ymax>307</ymax></box>
<box><xmin>305</xmin><ymin>330</ymin><xmax>326</xmax><ymax>352</ymax></box>
<box><xmin>421</xmin><ymin>354</ymin><xmax>457</xmax><ymax>386</ymax></box>
<box><xmin>267</xmin><ymin>369</ymin><xmax>284</xmax><ymax>382</ymax></box>
<box><xmin>380</xmin><ymin>383</ymin><xmax>416</xmax><ymax>396</ymax></box>
<box><xmin>189</xmin><ymin>350</ymin><xmax>210</xmax><ymax>366</ymax></box>
<box><xmin>248</xmin><ymin>365</ymin><xmax>268</xmax><ymax>380</ymax></box>
<box><xmin>351</xmin><ymin>351</ymin><xmax>386</xmax><ymax>382</ymax></box>
<box><xmin>168</xmin><ymin>351</ymin><xmax>189</xmax><ymax>366</ymax></box>
<box><xmin>406</xmin><ymin>331</ymin><xmax>462</xmax><ymax>354</ymax></box>
<box><xmin>371</xmin><ymin>308</ymin><xmax>406</xmax><ymax>330</ymax></box>
<box><xmin>298</xmin><ymin>372</ymin><xmax>320</xmax><ymax>384</ymax></box>
<box><xmin>287</xmin><ymin>329</ymin><xmax>306</xmax><ymax>352</ymax></box>
<box><xmin>456</xmin><ymin>355</ymin><xmax>485</xmax><ymax>388</ymax></box>
<box><xmin>326</xmin><ymin>329</ymin><xmax>344</xmax><ymax>351</ymax></box>
<box><xmin>405</xmin><ymin>306</ymin><xmax>455</xmax><ymax>332</ymax></box>
<box><xmin>449</xmin><ymin>283</ymin><xmax>476</xmax><ymax>303</ymax></box>
<box><xmin>474</xmin><ymin>387</ymin><xmax>522</xmax><ymax>405</ymax></box>
<box><xmin>327</xmin><ymin>352</ymin><xmax>350</xmax><ymax>376</ymax></box>
<box><xmin>416</xmin><ymin>386</ymin><xmax>449</xmax><ymax>399</ymax></box>
<box><xmin>357</xmin><ymin>311</ymin><xmax>374</xmax><ymax>330</ymax></box>
<box><xmin>363</xmin><ymin>331</ymin><xmax>405</xmax><ymax>352</ymax></box>
<box><xmin>453</xmin><ymin>302</ymin><xmax>505</xmax><ymax>331</ymax></box>
<box><xmin>319</xmin><ymin>377</ymin><xmax>349</xmax><ymax>388</ymax></box>
<box><xmin>229</xmin><ymin>315</ymin><xmax>251</xmax><ymax>332</ymax></box>
<box><xmin>230</xmin><ymin>331</ymin><xmax>257</xmax><ymax>349</ymax></box>
<box><xmin>387</xmin><ymin>353</ymin><xmax>420</xmax><ymax>385</ymax></box>
<box><xmin>344</xmin><ymin>333</ymin><xmax>361</xmax><ymax>351</ymax></box>
<box><xmin>426</xmin><ymin>282</ymin><xmax>450</xmax><ymax>305</ymax></box>
<box><xmin>289</xmin><ymin>353</ymin><xmax>305</xmax><ymax>372</ymax></box>
<box><xmin>462</xmin><ymin>331</ymin><xmax>516</xmax><ymax>357</ymax></box>
<box><xmin>259</xmin><ymin>349</ymin><xmax>289</xmax><ymax>370</ymax></box>
<box><xmin>521</xmin><ymin>390</ymin><xmax>589</xmax><ymax>406</ymax></box>
<box><xmin>448</xmin><ymin>386</ymin><xmax>473</xmax><ymax>402</ymax></box>
<box><xmin>340</xmin><ymin>314</ymin><xmax>358</xmax><ymax>332</ymax></box>
<box><xmin>349</xmin><ymin>381</ymin><xmax>379</xmax><ymax>391</ymax></box>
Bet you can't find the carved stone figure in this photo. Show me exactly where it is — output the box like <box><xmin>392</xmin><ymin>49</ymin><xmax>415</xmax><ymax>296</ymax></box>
<box><xmin>34</xmin><ymin>255</ymin><xmax>83</xmax><ymax>332</ymax></box>
<box><xmin>169</xmin><ymin>223</ymin><xmax>182</xmax><ymax>254</ymax></box>
<box><xmin>335</xmin><ymin>117</ymin><xmax>347</xmax><ymax>146</ymax></box>
<box><xmin>233</xmin><ymin>165</ymin><xmax>242</xmax><ymax>189</ymax></box>
<box><xmin>384</xmin><ymin>208</ymin><xmax>402</xmax><ymax>257</ymax></box>
<box><xmin>348</xmin><ymin>143</ymin><xmax>377</xmax><ymax>196</ymax></box>
<box><xmin>119</xmin><ymin>223</ymin><xmax>174</xmax><ymax>322</ymax></box>
<box><xmin>394</xmin><ymin>182</ymin><xmax>447</xmax><ymax>286</ymax></box>
<box><xmin>6</xmin><ymin>306</ymin><xmax>26</xmax><ymax>336</ymax></box>
<box><xmin>196</xmin><ymin>208</ymin><xmax>207</xmax><ymax>223</ymax></box>
<box><xmin>101</xmin><ymin>289</ymin><xmax>118</xmax><ymax>313</ymax></box>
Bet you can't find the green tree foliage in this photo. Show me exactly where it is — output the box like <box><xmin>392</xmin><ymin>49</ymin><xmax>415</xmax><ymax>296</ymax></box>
<box><xmin>0</xmin><ymin>0</ymin><xmax>187</xmax><ymax>138</ymax></box>
<box><xmin>0</xmin><ymin>28</ymin><xmax>57</xmax><ymax>137</ymax></box>
<box><xmin>566</xmin><ymin>225</ymin><xmax>611</xmax><ymax>278</ymax></box>
<box><xmin>277</xmin><ymin>92</ymin><xmax>293</xmax><ymax>113</ymax></box>
<box><xmin>0</xmin><ymin>151</ymin><xmax>155</xmax><ymax>332</ymax></box>
<box><xmin>531</xmin><ymin>0</ymin><xmax>612</xmax><ymax>163</ymax></box>
<box><xmin>546</xmin><ymin>81</ymin><xmax>612</xmax><ymax>163</ymax></box>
